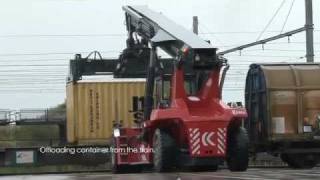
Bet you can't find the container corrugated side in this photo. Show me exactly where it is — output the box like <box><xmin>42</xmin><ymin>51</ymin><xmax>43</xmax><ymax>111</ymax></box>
<box><xmin>261</xmin><ymin>64</ymin><xmax>320</xmax><ymax>137</ymax></box>
<box><xmin>66</xmin><ymin>80</ymin><xmax>145</xmax><ymax>145</ymax></box>
<box><xmin>246</xmin><ymin>64</ymin><xmax>320</xmax><ymax>143</ymax></box>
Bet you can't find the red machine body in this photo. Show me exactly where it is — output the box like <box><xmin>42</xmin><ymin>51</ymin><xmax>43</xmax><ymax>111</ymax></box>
<box><xmin>113</xmin><ymin>68</ymin><xmax>247</xmax><ymax>167</ymax></box>
<box><xmin>112</xmin><ymin>128</ymin><xmax>152</xmax><ymax>166</ymax></box>
<box><xmin>145</xmin><ymin>68</ymin><xmax>247</xmax><ymax>157</ymax></box>
<box><xmin>112</xmin><ymin>6</ymin><xmax>249</xmax><ymax>172</ymax></box>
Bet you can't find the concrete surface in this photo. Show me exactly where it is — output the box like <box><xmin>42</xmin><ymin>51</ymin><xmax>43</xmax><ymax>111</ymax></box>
<box><xmin>1</xmin><ymin>167</ymin><xmax>320</xmax><ymax>180</ymax></box>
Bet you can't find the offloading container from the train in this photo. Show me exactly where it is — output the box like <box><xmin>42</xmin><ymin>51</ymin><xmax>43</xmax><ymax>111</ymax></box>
<box><xmin>65</xmin><ymin>55</ymin><xmax>320</xmax><ymax>170</ymax></box>
<box><xmin>64</xmin><ymin>6</ymin><xmax>320</xmax><ymax>171</ymax></box>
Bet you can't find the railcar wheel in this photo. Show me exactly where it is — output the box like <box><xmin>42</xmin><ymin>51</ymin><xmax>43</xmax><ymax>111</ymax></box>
<box><xmin>281</xmin><ymin>153</ymin><xmax>318</xmax><ymax>169</ymax></box>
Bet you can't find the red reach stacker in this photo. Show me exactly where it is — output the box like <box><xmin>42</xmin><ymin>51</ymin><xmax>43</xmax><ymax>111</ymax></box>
<box><xmin>111</xmin><ymin>6</ymin><xmax>248</xmax><ymax>173</ymax></box>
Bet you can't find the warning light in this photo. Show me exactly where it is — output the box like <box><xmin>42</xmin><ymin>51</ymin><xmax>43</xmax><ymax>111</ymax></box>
<box><xmin>182</xmin><ymin>48</ymin><xmax>189</xmax><ymax>56</ymax></box>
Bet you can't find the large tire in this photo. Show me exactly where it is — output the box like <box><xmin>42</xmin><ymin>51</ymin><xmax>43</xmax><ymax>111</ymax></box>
<box><xmin>227</xmin><ymin>127</ymin><xmax>249</xmax><ymax>172</ymax></box>
<box><xmin>281</xmin><ymin>153</ymin><xmax>318</xmax><ymax>169</ymax></box>
<box><xmin>153</xmin><ymin>128</ymin><xmax>177</xmax><ymax>172</ymax></box>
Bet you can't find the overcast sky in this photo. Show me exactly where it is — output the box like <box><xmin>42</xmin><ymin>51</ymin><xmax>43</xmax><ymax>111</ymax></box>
<box><xmin>0</xmin><ymin>0</ymin><xmax>319</xmax><ymax>109</ymax></box>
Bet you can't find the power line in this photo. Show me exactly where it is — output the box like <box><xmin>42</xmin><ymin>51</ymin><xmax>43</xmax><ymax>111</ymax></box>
<box><xmin>0</xmin><ymin>71</ymin><xmax>67</xmax><ymax>74</ymax></box>
<box><xmin>0</xmin><ymin>77</ymin><xmax>66</xmax><ymax>80</ymax></box>
<box><xmin>220</xmin><ymin>42</ymin><xmax>320</xmax><ymax>48</ymax></box>
<box><xmin>219</xmin><ymin>27</ymin><xmax>307</xmax><ymax>55</ymax></box>
<box><xmin>2</xmin><ymin>76</ymin><xmax>108</xmax><ymax>79</ymax></box>
<box><xmin>0</xmin><ymin>82</ymin><xmax>66</xmax><ymax>84</ymax></box>
<box><xmin>0</xmin><ymin>64</ymin><xmax>68</xmax><ymax>67</ymax></box>
<box><xmin>0</xmin><ymin>71</ymin><xmax>68</xmax><ymax>74</ymax></box>
<box><xmin>0</xmin><ymin>89</ymin><xmax>64</xmax><ymax>91</ymax></box>
<box><xmin>0</xmin><ymin>69</ymin><xmax>67</xmax><ymax>71</ymax></box>
<box><xmin>0</xmin><ymin>50</ymin><xmax>119</xmax><ymax>57</ymax></box>
<box><xmin>198</xmin><ymin>23</ymin><xmax>224</xmax><ymax>46</ymax></box>
<box><xmin>0</xmin><ymin>33</ymin><xmax>126</xmax><ymax>38</ymax></box>
<box><xmin>0</xmin><ymin>84</ymin><xmax>66</xmax><ymax>86</ymax></box>
<box><xmin>256</xmin><ymin>0</ymin><xmax>286</xmax><ymax>40</ymax></box>
<box><xmin>0</xmin><ymin>88</ymin><xmax>65</xmax><ymax>89</ymax></box>
<box><xmin>0</xmin><ymin>59</ymin><xmax>69</xmax><ymax>63</ymax></box>
<box><xmin>199</xmin><ymin>30</ymin><xmax>320</xmax><ymax>35</ymax></box>
<box><xmin>225</xmin><ymin>54</ymin><xmax>305</xmax><ymax>58</ymax></box>
<box><xmin>0</xmin><ymin>91</ymin><xmax>64</xmax><ymax>94</ymax></box>
<box><xmin>280</xmin><ymin>0</ymin><xmax>295</xmax><ymax>33</ymax></box>
<box><xmin>1</xmin><ymin>29</ymin><xmax>319</xmax><ymax>37</ymax></box>
<box><xmin>0</xmin><ymin>72</ymin><xmax>68</xmax><ymax>75</ymax></box>
<box><xmin>243</xmin><ymin>48</ymin><xmax>319</xmax><ymax>52</ymax></box>
<box><xmin>0</xmin><ymin>86</ymin><xmax>65</xmax><ymax>88</ymax></box>
<box><xmin>0</xmin><ymin>73</ymin><xmax>67</xmax><ymax>75</ymax></box>
<box><xmin>200</xmin><ymin>31</ymin><xmax>281</xmax><ymax>35</ymax></box>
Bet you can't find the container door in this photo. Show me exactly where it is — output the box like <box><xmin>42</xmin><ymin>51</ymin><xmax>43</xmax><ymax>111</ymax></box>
<box><xmin>270</xmin><ymin>91</ymin><xmax>298</xmax><ymax>134</ymax></box>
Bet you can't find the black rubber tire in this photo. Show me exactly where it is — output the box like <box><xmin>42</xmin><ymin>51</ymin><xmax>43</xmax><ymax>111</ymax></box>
<box><xmin>227</xmin><ymin>127</ymin><xmax>249</xmax><ymax>172</ymax></box>
<box><xmin>153</xmin><ymin>128</ymin><xmax>177</xmax><ymax>172</ymax></box>
<box><xmin>281</xmin><ymin>153</ymin><xmax>318</xmax><ymax>169</ymax></box>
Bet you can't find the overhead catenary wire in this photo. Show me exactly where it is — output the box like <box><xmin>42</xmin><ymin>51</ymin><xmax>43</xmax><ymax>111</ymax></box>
<box><xmin>0</xmin><ymin>71</ymin><xmax>68</xmax><ymax>73</ymax></box>
<box><xmin>256</xmin><ymin>0</ymin><xmax>286</xmax><ymax>40</ymax></box>
<box><xmin>0</xmin><ymin>7</ymin><xmax>316</xmax><ymax>106</ymax></box>
<box><xmin>280</xmin><ymin>0</ymin><xmax>295</xmax><ymax>33</ymax></box>
<box><xmin>0</xmin><ymin>82</ymin><xmax>66</xmax><ymax>84</ymax></box>
<box><xmin>219</xmin><ymin>27</ymin><xmax>308</xmax><ymax>55</ymax></box>
<box><xmin>198</xmin><ymin>23</ymin><xmax>224</xmax><ymax>46</ymax></box>
<box><xmin>0</xmin><ymin>64</ymin><xmax>68</xmax><ymax>67</ymax></box>
<box><xmin>0</xmin><ymin>33</ymin><xmax>126</xmax><ymax>38</ymax></box>
<box><xmin>225</xmin><ymin>54</ymin><xmax>305</xmax><ymax>58</ymax></box>
<box><xmin>0</xmin><ymin>50</ymin><xmax>120</xmax><ymax>57</ymax></box>
<box><xmin>0</xmin><ymin>91</ymin><xmax>65</xmax><ymax>94</ymax></box>
<box><xmin>0</xmin><ymin>29</ymin><xmax>319</xmax><ymax>37</ymax></box>
<box><xmin>226</xmin><ymin>48</ymin><xmax>320</xmax><ymax>53</ymax></box>
<box><xmin>0</xmin><ymin>41</ymin><xmax>318</xmax><ymax>58</ymax></box>
<box><xmin>0</xmin><ymin>40</ymin><xmax>318</xmax><ymax>93</ymax></box>
<box><xmin>219</xmin><ymin>42</ymin><xmax>320</xmax><ymax>48</ymax></box>
<box><xmin>199</xmin><ymin>30</ymin><xmax>320</xmax><ymax>35</ymax></box>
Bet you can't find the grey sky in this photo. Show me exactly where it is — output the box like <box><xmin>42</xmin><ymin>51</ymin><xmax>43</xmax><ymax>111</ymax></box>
<box><xmin>0</xmin><ymin>0</ymin><xmax>319</xmax><ymax>109</ymax></box>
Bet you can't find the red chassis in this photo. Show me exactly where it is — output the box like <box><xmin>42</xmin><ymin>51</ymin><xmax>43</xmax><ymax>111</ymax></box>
<box><xmin>112</xmin><ymin>67</ymin><xmax>247</xmax><ymax>171</ymax></box>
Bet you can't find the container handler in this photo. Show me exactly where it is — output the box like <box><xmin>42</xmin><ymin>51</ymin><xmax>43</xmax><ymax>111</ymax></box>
<box><xmin>110</xmin><ymin>6</ymin><xmax>248</xmax><ymax>173</ymax></box>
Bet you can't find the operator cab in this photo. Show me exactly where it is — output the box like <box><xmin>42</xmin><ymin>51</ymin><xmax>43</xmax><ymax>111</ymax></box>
<box><xmin>154</xmin><ymin>74</ymin><xmax>197</xmax><ymax>109</ymax></box>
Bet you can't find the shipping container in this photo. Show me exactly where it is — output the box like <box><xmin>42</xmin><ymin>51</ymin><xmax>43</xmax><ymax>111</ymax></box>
<box><xmin>245</xmin><ymin>63</ymin><xmax>320</xmax><ymax>168</ymax></box>
<box><xmin>66</xmin><ymin>77</ymin><xmax>145</xmax><ymax>145</ymax></box>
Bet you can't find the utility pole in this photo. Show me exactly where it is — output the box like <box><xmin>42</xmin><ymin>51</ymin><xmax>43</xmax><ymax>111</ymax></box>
<box><xmin>193</xmin><ymin>16</ymin><xmax>199</xmax><ymax>35</ymax></box>
<box><xmin>305</xmin><ymin>0</ymin><xmax>314</xmax><ymax>62</ymax></box>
